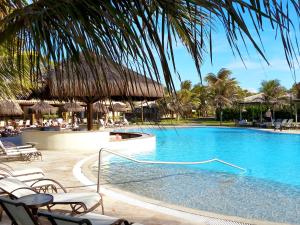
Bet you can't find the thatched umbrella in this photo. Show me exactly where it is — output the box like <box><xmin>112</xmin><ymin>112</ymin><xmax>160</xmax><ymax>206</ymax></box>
<box><xmin>111</xmin><ymin>102</ymin><xmax>128</xmax><ymax>112</ymax></box>
<box><xmin>0</xmin><ymin>100</ymin><xmax>23</xmax><ymax>116</ymax></box>
<box><xmin>31</xmin><ymin>101</ymin><xmax>57</xmax><ymax>114</ymax></box>
<box><xmin>93</xmin><ymin>102</ymin><xmax>108</xmax><ymax>113</ymax></box>
<box><xmin>47</xmin><ymin>53</ymin><xmax>164</xmax><ymax>130</ymax></box>
<box><xmin>62</xmin><ymin>102</ymin><xmax>85</xmax><ymax>112</ymax></box>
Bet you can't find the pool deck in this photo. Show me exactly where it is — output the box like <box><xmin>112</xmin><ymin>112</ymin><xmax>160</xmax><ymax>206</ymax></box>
<box><xmin>1</xmin><ymin>146</ymin><xmax>203</xmax><ymax>225</ymax></box>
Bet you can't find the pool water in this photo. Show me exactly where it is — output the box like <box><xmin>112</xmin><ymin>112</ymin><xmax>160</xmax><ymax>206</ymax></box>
<box><xmin>98</xmin><ymin>127</ymin><xmax>300</xmax><ymax>224</ymax></box>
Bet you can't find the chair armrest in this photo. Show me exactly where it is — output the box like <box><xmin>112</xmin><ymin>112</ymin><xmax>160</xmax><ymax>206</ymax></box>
<box><xmin>30</xmin><ymin>178</ymin><xmax>67</xmax><ymax>193</ymax></box>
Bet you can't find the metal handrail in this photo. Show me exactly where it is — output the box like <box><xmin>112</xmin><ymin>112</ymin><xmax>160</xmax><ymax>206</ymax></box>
<box><xmin>97</xmin><ymin>148</ymin><xmax>247</xmax><ymax>192</ymax></box>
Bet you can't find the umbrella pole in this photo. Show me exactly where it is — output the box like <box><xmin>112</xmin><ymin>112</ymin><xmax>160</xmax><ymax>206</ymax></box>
<box><xmin>87</xmin><ymin>102</ymin><xmax>93</xmax><ymax>131</ymax></box>
<box><xmin>141</xmin><ymin>101</ymin><xmax>144</xmax><ymax>124</ymax></box>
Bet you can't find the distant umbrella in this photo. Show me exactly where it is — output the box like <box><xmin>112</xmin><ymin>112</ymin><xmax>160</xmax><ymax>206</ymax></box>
<box><xmin>31</xmin><ymin>101</ymin><xmax>57</xmax><ymax>114</ymax></box>
<box><xmin>62</xmin><ymin>102</ymin><xmax>85</xmax><ymax>112</ymax></box>
<box><xmin>111</xmin><ymin>102</ymin><xmax>128</xmax><ymax>112</ymax></box>
<box><xmin>93</xmin><ymin>102</ymin><xmax>108</xmax><ymax>113</ymax></box>
<box><xmin>0</xmin><ymin>100</ymin><xmax>23</xmax><ymax>116</ymax></box>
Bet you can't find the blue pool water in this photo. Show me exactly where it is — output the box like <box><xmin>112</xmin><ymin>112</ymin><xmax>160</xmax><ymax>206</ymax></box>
<box><xmin>132</xmin><ymin>127</ymin><xmax>300</xmax><ymax>187</ymax></box>
<box><xmin>98</xmin><ymin>127</ymin><xmax>300</xmax><ymax>224</ymax></box>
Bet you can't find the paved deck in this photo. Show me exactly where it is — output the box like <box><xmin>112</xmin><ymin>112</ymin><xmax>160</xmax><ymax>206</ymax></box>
<box><xmin>1</xmin><ymin>147</ymin><xmax>202</xmax><ymax>225</ymax></box>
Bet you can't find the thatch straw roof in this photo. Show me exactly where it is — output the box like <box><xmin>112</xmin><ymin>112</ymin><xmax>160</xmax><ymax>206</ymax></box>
<box><xmin>31</xmin><ymin>101</ymin><xmax>57</xmax><ymax>114</ymax></box>
<box><xmin>48</xmin><ymin>54</ymin><xmax>164</xmax><ymax>102</ymax></box>
<box><xmin>111</xmin><ymin>102</ymin><xmax>128</xmax><ymax>112</ymax></box>
<box><xmin>240</xmin><ymin>93</ymin><xmax>269</xmax><ymax>104</ymax></box>
<box><xmin>0</xmin><ymin>100</ymin><xmax>23</xmax><ymax>116</ymax></box>
<box><xmin>93</xmin><ymin>102</ymin><xmax>108</xmax><ymax>113</ymax></box>
<box><xmin>62</xmin><ymin>102</ymin><xmax>85</xmax><ymax>112</ymax></box>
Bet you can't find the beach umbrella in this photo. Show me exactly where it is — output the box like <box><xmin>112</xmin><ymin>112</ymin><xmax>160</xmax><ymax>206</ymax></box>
<box><xmin>62</xmin><ymin>102</ymin><xmax>85</xmax><ymax>112</ymax></box>
<box><xmin>93</xmin><ymin>102</ymin><xmax>108</xmax><ymax>113</ymax></box>
<box><xmin>46</xmin><ymin>53</ymin><xmax>164</xmax><ymax>130</ymax></box>
<box><xmin>111</xmin><ymin>102</ymin><xmax>128</xmax><ymax>112</ymax></box>
<box><xmin>30</xmin><ymin>101</ymin><xmax>57</xmax><ymax>114</ymax></box>
<box><xmin>0</xmin><ymin>100</ymin><xmax>23</xmax><ymax>116</ymax></box>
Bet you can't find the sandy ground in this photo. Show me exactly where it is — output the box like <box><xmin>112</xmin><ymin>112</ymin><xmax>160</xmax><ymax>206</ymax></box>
<box><xmin>0</xmin><ymin>147</ymin><xmax>202</xmax><ymax>225</ymax></box>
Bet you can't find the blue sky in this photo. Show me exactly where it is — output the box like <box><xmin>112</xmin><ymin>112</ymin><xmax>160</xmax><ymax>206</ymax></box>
<box><xmin>168</xmin><ymin>8</ymin><xmax>300</xmax><ymax>92</ymax></box>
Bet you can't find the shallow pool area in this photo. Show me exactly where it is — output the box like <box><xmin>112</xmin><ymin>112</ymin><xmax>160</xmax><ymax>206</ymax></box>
<box><xmin>96</xmin><ymin>127</ymin><xmax>300</xmax><ymax>224</ymax></box>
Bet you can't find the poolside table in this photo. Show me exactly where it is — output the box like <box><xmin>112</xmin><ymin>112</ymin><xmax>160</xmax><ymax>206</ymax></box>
<box><xmin>17</xmin><ymin>193</ymin><xmax>53</xmax><ymax>216</ymax></box>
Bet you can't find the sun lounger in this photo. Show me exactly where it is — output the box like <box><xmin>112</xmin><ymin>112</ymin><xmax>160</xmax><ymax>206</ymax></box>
<box><xmin>0</xmin><ymin>141</ymin><xmax>42</xmax><ymax>161</ymax></box>
<box><xmin>0</xmin><ymin>196</ymin><xmax>40</xmax><ymax>225</ymax></box>
<box><xmin>282</xmin><ymin>119</ymin><xmax>293</xmax><ymax>129</ymax></box>
<box><xmin>0</xmin><ymin>197</ymin><xmax>135</xmax><ymax>225</ymax></box>
<box><xmin>39</xmin><ymin>211</ymin><xmax>133</xmax><ymax>225</ymax></box>
<box><xmin>273</xmin><ymin>119</ymin><xmax>283</xmax><ymax>130</ymax></box>
<box><xmin>0</xmin><ymin>177</ymin><xmax>103</xmax><ymax>214</ymax></box>
<box><xmin>0</xmin><ymin>163</ymin><xmax>45</xmax><ymax>184</ymax></box>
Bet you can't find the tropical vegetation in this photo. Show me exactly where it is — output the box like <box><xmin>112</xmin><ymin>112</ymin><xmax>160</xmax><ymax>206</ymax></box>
<box><xmin>158</xmin><ymin>69</ymin><xmax>297</xmax><ymax>122</ymax></box>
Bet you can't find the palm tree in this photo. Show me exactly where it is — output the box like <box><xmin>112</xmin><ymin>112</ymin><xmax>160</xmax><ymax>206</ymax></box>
<box><xmin>0</xmin><ymin>0</ymin><xmax>298</xmax><ymax>99</ymax></box>
<box><xmin>191</xmin><ymin>84</ymin><xmax>210</xmax><ymax>117</ymax></box>
<box><xmin>205</xmin><ymin>68</ymin><xmax>238</xmax><ymax>124</ymax></box>
<box><xmin>0</xmin><ymin>46</ymin><xmax>32</xmax><ymax>99</ymax></box>
<box><xmin>259</xmin><ymin>79</ymin><xmax>286</xmax><ymax>102</ymax></box>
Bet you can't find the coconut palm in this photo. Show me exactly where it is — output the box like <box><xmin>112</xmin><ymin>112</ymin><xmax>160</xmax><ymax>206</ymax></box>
<box><xmin>205</xmin><ymin>68</ymin><xmax>238</xmax><ymax>124</ymax></box>
<box><xmin>192</xmin><ymin>84</ymin><xmax>210</xmax><ymax>117</ymax></box>
<box><xmin>0</xmin><ymin>0</ymin><xmax>299</xmax><ymax>99</ymax></box>
<box><xmin>0</xmin><ymin>46</ymin><xmax>32</xmax><ymax>99</ymax></box>
<box><xmin>259</xmin><ymin>80</ymin><xmax>286</xmax><ymax>101</ymax></box>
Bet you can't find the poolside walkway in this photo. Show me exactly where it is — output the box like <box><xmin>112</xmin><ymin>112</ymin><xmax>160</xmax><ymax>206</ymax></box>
<box><xmin>1</xmin><ymin>147</ymin><xmax>202</xmax><ymax>225</ymax></box>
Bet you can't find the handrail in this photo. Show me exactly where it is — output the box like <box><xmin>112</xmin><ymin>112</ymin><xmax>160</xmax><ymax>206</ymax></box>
<box><xmin>97</xmin><ymin>148</ymin><xmax>247</xmax><ymax>192</ymax></box>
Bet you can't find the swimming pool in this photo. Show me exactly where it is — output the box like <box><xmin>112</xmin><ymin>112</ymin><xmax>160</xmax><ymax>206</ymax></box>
<box><xmin>98</xmin><ymin>127</ymin><xmax>300</xmax><ymax>224</ymax></box>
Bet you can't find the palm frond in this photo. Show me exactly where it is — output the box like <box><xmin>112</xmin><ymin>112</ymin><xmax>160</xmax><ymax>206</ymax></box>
<box><xmin>0</xmin><ymin>0</ymin><xmax>298</xmax><ymax>97</ymax></box>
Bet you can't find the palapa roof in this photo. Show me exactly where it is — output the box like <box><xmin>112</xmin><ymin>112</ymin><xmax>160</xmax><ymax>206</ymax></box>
<box><xmin>110</xmin><ymin>102</ymin><xmax>128</xmax><ymax>112</ymax></box>
<box><xmin>31</xmin><ymin>101</ymin><xmax>57</xmax><ymax>114</ymax></box>
<box><xmin>0</xmin><ymin>100</ymin><xmax>23</xmax><ymax>116</ymax></box>
<box><xmin>93</xmin><ymin>102</ymin><xmax>108</xmax><ymax>113</ymax></box>
<box><xmin>62</xmin><ymin>102</ymin><xmax>85</xmax><ymax>112</ymax></box>
<box><xmin>241</xmin><ymin>93</ymin><xmax>267</xmax><ymax>104</ymax></box>
<box><xmin>48</xmin><ymin>54</ymin><xmax>164</xmax><ymax>102</ymax></box>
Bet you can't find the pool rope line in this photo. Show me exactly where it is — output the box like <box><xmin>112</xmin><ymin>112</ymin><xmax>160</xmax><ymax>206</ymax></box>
<box><xmin>73</xmin><ymin>151</ymin><xmax>253</xmax><ymax>225</ymax></box>
<box><xmin>97</xmin><ymin>148</ymin><xmax>247</xmax><ymax>192</ymax></box>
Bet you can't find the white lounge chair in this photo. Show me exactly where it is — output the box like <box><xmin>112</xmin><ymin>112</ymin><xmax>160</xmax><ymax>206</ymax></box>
<box><xmin>283</xmin><ymin>119</ymin><xmax>293</xmax><ymax>129</ymax></box>
<box><xmin>25</xmin><ymin>120</ymin><xmax>31</xmax><ymax>127</ymax></box>
<box><xmin>0</xmin><ymin>163</ymin><xmax>45</xmax><ymax>184</ymax></box>
<box><xmin>0</xmin><ymin>141</ymin><xmax>42</xmax><ymax>161</ymax></box>
<box><xmin>99</xmin><ymin>119</ymin><xmax>106</xmax><ymax>128</ymax></box>
<box><xmin>0</xmin><ymin>177</ymin><xmax>104</xmax><ymax>214</ymax></box>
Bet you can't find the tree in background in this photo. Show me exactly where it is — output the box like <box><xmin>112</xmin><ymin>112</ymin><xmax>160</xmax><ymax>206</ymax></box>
<box><xmin>205</xmin><ymin>68</ymin><xmax>239</xmax><ymax>124</ymax></box>
<box><xmin>259</xmin><ymin>79</ymin><xmax>286</xmax><ymax>101</ymax></box>
<box><xmin>191</xmin><ymin>84</ymin><xmax>210</xmax><ymax>117</ymax></box>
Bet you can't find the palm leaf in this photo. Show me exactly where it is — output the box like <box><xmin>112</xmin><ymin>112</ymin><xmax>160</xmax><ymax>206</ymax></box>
<box><xmin>0</xmin><ymin>0</ymin><xmax>298</xmax><ymax>98</ymax></box>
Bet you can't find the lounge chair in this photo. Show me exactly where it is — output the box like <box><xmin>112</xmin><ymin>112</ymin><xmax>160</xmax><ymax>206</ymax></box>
<box><xmin>283</xmin><ymin>119</ymin><xmax>293</xmax><ymax>129</ymax></box>
<box><xmin>0</xmin><ymin>163</ymin><xmax>45</xmax><ymax>184</ymax></box>
<box><xmin>273</xmin><ymin>119</ymin><xmax>283</xmax><ymax>130</ymax></box>
<box><xmin>0</xmin><ymin>140</ymin><xmax>42</xmax><ymax>161</ymax></box>
<box><xmin>39</xmin><ymin>211</ymin><xmax>134</xmax><ymax>225</ymax></box>
<box><xmin>0</xmin><ymin>197</ymin><xmax>135</xmax><ymax>225</ymax></box>
<box><xmin>0</xmin><ymin>177</ymin><xmax>104</xmax><ymax>214</ymax></box>
<box><xmin>122</xmin><ymin>118</ymin><xmax>129</xmax><ymax>126</ymax></box>
<box><xmin>99</xmin><ymin>119</ymin><xmax>106</xmax><ymax>128</ymax></box>
<box><xmin>0</xmin><ymin>196</ymin><xmax>40</xmax><ymax>225</ymax></box>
